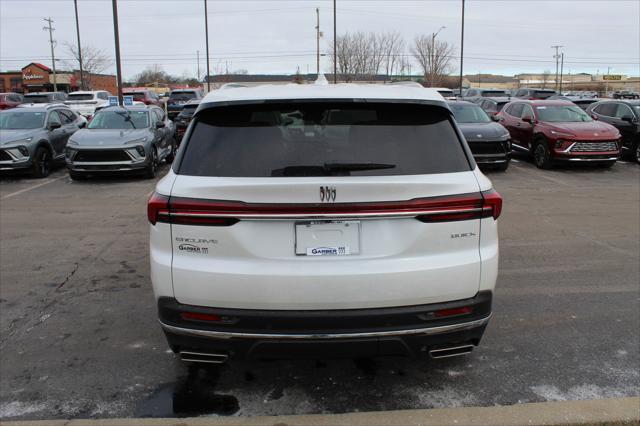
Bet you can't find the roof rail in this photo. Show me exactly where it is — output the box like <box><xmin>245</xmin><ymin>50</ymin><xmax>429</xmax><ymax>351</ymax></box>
<box><xmin>219</xmin><ymin>83</ymin><xmax>248</xmax><ymax>90</ymax></box>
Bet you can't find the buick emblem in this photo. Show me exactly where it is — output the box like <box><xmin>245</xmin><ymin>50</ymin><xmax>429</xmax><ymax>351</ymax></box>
<box><xmin>320</xmin><ymin>186</ymin><xmax>336</xmax><ymax>202</ymax></box>
<box><xmin>593</xmin><ymin>133</ymin><xmax>599</xmax><ymax>136</ymax></box>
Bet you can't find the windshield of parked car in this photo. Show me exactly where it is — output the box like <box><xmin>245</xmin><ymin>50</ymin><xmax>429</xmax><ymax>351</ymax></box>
<box><xmin>450</xmin><ymin>104</ymin><xmax>492</xmax><ymax>123</ymax></box>
<box><xmin>67</xmin><ymin>94</ymin><xmax>94</xmax><ymax>101</ymax></box>
<box><xmin>23</xmin><ymin>95</ymin><xmax>50</xmax><ymax>103</ymax></box>
<box><xmin>169</xmin><ymin>91</ymin><xmax>197</xmax><ymax>101</ymax></box>
<box><xmin>87</xmin><ymin>110</ymin><xmax>149</xmax><ymax>129</ymax></box>
<box><xmin>481</xmin><ymin>91</ymin><xmax>508</xmax><ymax>97</ymax></box>
<box><xmin>0</xmin><ymin>111</ymin><xmax>46</xmax><ymax>129</ymax></box>
<box><xmin>536</xmin><ymin>105</ymin><xmax>593</xmax><ymax>122</ymax></box>
<box><xmin>179</xmin><ymin>102</ymin><xmax>470</xmax><ymax>177</ymax></box>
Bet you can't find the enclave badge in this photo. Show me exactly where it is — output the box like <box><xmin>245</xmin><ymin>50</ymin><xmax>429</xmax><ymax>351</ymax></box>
<box><xmin>320</xmin><ymin>186</ymin><xmax>336</xmax><ymax>202</ymax></box>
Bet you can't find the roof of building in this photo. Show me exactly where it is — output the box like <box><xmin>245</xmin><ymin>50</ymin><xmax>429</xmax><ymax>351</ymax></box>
<box><xmin>22</xmin><ymin>63</ymin><xmax>52</xmax><ymax>72</ymax></box>
<box><xmin>201</xmin><ymin>82</ymin><xmax>445</xmax><ymax>104</ymax></box>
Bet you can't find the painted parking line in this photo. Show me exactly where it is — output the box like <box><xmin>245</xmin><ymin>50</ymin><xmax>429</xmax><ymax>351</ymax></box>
<box><xmin>0</xmin><ymin>175</ymin><xmax>67</xmax><ymax>200</ymax></box>
<box><xmin>511</xmin><ymin>159</ymin><xmax>520</xmax><ymax>163</ymax></box>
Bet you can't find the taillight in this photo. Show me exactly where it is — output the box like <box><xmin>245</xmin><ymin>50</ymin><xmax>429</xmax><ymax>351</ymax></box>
<box><xmin>482</xmin><ymin>189</ymin><xmax>502</xmax><ymax>219</ymax></box>
<box><xmin>147</xmin><ymin>192</ymin><xmax>169</xmax><ymax>225</ymax></box>
<box><xmin>434</xmin><ymin>306</ymin><xmax>473</xmax><ymax>318</ymax></box>
<box><xmin>180</xmin><ymin>312</ymin><xmax>222</xmax><ymax>322</ymax></box>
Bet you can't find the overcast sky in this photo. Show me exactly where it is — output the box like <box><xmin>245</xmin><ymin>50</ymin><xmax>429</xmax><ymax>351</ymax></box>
<box><xmin>1</xmin><ymin>0</ymin><xmax>638</xmax><ymax>80</ymax></box>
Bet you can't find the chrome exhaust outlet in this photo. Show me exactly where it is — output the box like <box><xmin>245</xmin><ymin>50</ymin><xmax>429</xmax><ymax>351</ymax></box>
<box><xmin>180</xmin><ymin>350</ymin><xmax>229</xmax><ymax>364</ymax></box>
<box><xmin>429</xmin><ymin>344</ymin><xmax>474</xmax><ymax>359</ymax></box>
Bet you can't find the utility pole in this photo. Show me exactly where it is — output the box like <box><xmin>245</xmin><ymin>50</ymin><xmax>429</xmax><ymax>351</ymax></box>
<box><xmin>196</xmin><ymin>50</ymin><xmax>200</xmax><ymax>83</ymax></box>
<box><xmin>204</xmin><ymin>0</ymin><xmax>211</xmax><ymax>92</ymax></box>
<box><xmin>458</xmin><ymin>0</ymin><xmax>465</xmax><ymax>96</ymax></box>
<box><xmin>333</xmin><ymin>0</ymin><xmax>337</xmax><ymax>83</ymax></box>
<box><xmin>111</xmin><ymin>0</ymin><xmax>123</xmax><ymax>105</ymax></box>
<box><xmin>43</xmin><ymin>17</ymin><xmax>58</xmax><ymax>92</ymax></box>
<box><xmin>559</xmin><ymin>53</ymin><xmax>564</xmax><ymax>94</ymax></box>
<box><xmin>73</xmin><ymin>0</ymin><xmax>84</xmax><ymax>90</ymax></box>
<box><xmin>551</xmin><ymin>45</ymin><xmax>563</xmax><ymax>92</ymax></box>
<box><xmin>315</xmin><ymin>8</ymin><xmax>321</xmax><ymax>76</ymax></box>
<box><xmin>430</xmin><ymin>26</ymin><xmax>445</xmax><ymax>86</ymax></box>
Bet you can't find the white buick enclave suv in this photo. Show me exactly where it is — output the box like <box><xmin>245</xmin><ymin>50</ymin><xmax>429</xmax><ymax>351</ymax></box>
<box><xmin>148</xmin><ymin>83</ymin><xmax>501</xmax><ymax>364</ymax></box>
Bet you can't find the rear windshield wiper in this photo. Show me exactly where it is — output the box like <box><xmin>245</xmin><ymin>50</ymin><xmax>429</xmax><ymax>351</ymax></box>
<box><xmin>271</xmin><ymin>162</ymin><xmax>396</xmax><ymax>177</ymax></box>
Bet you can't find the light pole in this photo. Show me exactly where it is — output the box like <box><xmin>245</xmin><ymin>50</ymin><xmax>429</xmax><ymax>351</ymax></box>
<box><xmin>204</xmin><ymin>0</ymin><xmax>211</xmax><ymax>92</ymax></box>
<box><xmin>43</xmin><ymin>17</ymin><xmax>58</xmax><ymax>92</ymax></box>
<box><xmin>430</xmin><ymin>26</ymin><xmax>445</xmax><ymax>86</ymax></box>
<box><xmin>111</xmin><ymin>0</ymin><xmax>123</xmax><ymax>105</ymax></box>
<box><xmin>73</xmin><ymin>0</ymin><xmax>84</xmax><ymax>90</ymax></box>
<box><xmin>458</xmin><ymin>0</ymin><xmax>465</xmax><ymax>95</ymax></box>
<box><xmin>333</xmin><ymin>0</ymin><xmax>337</xmax><ymax>83</ymax></box>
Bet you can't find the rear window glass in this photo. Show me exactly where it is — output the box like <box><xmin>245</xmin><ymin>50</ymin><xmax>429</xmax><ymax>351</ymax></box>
<box><xmin>178</xmin><ymin>102</ymin><xmax>470</xmax><ymax>177</ymax></box>
<box><xmin>23</xmin><ymin>95</ymin><xmax>50</xmax><ymax>103</ymax></box>
<box><xmin>481</xmin><ymin>90</ymin><xmax>508</xmax><ymax>97</ymax></box>
<box><xmin>170</xmin><ymin>91</ymin><xmax>197</xmax><ymax>101</ymax></box>
<box><xmin>67</xmin><ymin>94</ymin><xmax>94</xmax><ymax>101</ymax></box>
<box><xmin>534</xmin><ymin>91</ymin><xmax>556</xmax><ymax>99</ymax></box>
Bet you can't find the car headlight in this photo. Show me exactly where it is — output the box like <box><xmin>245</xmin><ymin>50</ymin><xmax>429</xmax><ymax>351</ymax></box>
<box><xmin>7</xmin><ymin>137</ymin><xmax>33</xmax><ymax>145</ymax></box>
<box><xmin>550</xmin><ymin>130</ymin><xmax>574</xmax><ymax>138</ymax></box>
<box><xmin>67</xmin><ymin>139</ymin><xmax>78</xmax><ymax>146</ymax></box>
<box><xmin>125</xmin><ymin>137</ymin><xmax>148</xmax><ymax>145</ymax></box>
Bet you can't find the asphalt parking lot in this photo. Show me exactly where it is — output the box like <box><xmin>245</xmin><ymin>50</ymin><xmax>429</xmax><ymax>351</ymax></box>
<box><xmin>0</xmin><ymin>158</ymin><xmax>638</xmax><ymax>420</ymax></box>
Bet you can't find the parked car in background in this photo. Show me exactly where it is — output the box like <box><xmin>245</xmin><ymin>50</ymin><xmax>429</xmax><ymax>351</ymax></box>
<box><xmin>0</xmin><ymin>104</ymin><xmax>84</xmax><ymax>177</ymax></box>
<box><xmin>166</xmin><ymin>89</ymin><xmax>204</xmax><ymax>120</ymax></box>
<box><xmin>513</xmin><ymin>88</ymin><xmax>557</xmax><ymax>100</ymax></box>
<box><xmin>0</xmin><ymin>93</ymin><xmax>24</xmax><ymax>110</ymax></box>
<box><xmin>587</xmin><ymin>100</ymin><xmax>640</xmax><ymax>163</ymax></box>
<box><xmin>431</xmin><ymin>87</ymin><xmax>457</xmax><ymax>100</ymax></box>
<box><xmin>65</xmin><ymin>90</ymin><xmax>111</xmax><ymax>119</ymax></box>
<box><xmin>174</xmin><ymin>99</ymin><xmax>200</xmax><ymax>144</ymax></box>
<box><xmin>463</xmin><ymin>88</ymin><xmax>510</xmax><ymax>102</ymax></box>
<box><xmin>612</xmin><ymin>90</ymin><xmax>640</xmax><ymax>100</ymax></box>
<box><xmin>497</xmin><ymin>100</ymin><xmax>621</xmax><ymax>169</ymax></box>
<box><xmin>122</xmin><ymin>89</ymin><xmax>164</xmax><ymax>107</ymax></box>
<box><xmin>476</xmin><ymin>97</ymin><xmax>512</xmax><ymax>118</ymax></box>
<box><xmin>449</xmin><ymin>101</ymin><xmax>511</xmax><ymax>170</ymax></box>
<box><xmin>22</xmin><ymin>92</ymin><xmax>67</xmax><ymax>104</ymax></box>
<box><xmin>547</xmin><ymin>95</ymin><xmax>600</xmax><ymax>111</ymax></box>
<box><xmin>65</xmin><ymin>105</ymin><xmax>175</xmax><ymax>179</ymax></box>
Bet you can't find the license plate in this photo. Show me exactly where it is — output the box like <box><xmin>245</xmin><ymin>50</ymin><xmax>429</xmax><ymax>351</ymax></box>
<box><xmin>295</xmin><ymin>221</ymin><xmax>360</xmax><ymax>256</ymax></box>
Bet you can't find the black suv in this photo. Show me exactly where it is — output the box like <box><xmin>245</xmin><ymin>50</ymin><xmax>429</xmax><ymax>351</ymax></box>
<box><xmin>167</xmin><ymin>89</ymin><xmax>204</xmax><ymax>120</ymax></box>
<box><xmin>514</xmin><ymin>88</ymin><xmax>557</xmax><ymax>100</ymax></box>
<box><xmin>587</xmin><ymin>100</ymin><xmax>640</xmax><ymax>162</ymax></box>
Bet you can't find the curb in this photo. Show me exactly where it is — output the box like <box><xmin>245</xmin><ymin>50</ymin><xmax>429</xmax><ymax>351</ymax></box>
<box><xmin>1</xmin><ymin>397</ymin><xmax>638</xmax><ymax>426</ymax></box>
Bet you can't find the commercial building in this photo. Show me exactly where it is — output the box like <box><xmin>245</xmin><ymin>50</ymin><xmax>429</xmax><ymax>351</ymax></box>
<box><xmin>0</xmin><ymin>63</ymin><xmax>117</xmax><ymax>94</ymax></box>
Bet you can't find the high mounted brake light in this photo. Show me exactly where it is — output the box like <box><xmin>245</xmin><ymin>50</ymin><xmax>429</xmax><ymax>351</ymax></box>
<box><xmin>148</xmin><ymin>190</ymin><xmax>503</xmax><ymax>226</ymax></box>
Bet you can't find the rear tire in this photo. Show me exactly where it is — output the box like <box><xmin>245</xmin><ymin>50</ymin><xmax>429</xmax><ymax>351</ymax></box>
<box><xmin>145</xmin><ymin>148</ymin><xmax>158</xmax><ymax>179</ymax></box>
<box><xmin>31</xmin><ymin>146</ymin><xmax>51</xmax><ymax>178</ymax></box>
<box><xmin>533</xmin><ymin>138</ymin><xmax>553</xmax><ymax>169</ymax></box>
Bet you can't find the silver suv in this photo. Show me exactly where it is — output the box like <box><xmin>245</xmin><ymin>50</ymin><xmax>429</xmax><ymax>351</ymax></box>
<box><xmin>0</xmin><ymin>104</ymin><xmax>84</xmax><ymax>177</ymax></box>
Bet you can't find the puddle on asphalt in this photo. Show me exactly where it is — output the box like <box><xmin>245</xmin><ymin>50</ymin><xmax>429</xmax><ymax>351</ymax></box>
<box><xmin>135</xmin><ymin>365</ymin><xmax>239</xmax><ymax>417</ymax></box>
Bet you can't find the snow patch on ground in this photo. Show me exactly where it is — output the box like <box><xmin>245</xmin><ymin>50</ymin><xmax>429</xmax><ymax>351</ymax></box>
<box><xmin>531</xmin><ymin>384</ymin><xmax>630</xmax><ymax>402</ymax></box>
<box><xmin>0</xmin><ymin>401</ymin><xmax>47</xmax><ymax>418</ymax></box>
<box><xmin>414</xmin><ymin>387</ymin><xmax>478</xmax><ymax>408</ymax></box>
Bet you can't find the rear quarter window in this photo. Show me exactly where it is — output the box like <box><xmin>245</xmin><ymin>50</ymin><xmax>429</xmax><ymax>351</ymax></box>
<box><xmin>177</xmin><ymin>102</ymin><xmax>471</xmax><ymax>177</ymax></box>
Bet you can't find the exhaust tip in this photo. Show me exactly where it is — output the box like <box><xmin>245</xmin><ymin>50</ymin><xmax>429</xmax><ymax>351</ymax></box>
<box><xmin>180</xmin><ymin>350</ymin><xmax>229</xmax><ymax>364</ymax></box>
<box><xmin>429</xmin><ymin>344</ymin><xmax>474</xmax><ymax>359</ymax></box>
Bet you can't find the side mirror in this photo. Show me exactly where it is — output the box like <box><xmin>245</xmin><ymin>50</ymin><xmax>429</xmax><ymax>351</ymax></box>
<box><xmin>521</xmin><ymin>115</ymin><xmax>534</xmax><ymax>124</ymax></box>
<box><xmin>491</xmin><ymin>115</ymin><xmax>501</xmax><ymax>122</ymax></box>
<box><xmin>621</xmin><ymin>115</ymin><xmax>634</xmax><ymax>123</ymax></box>
<box><xmin>78</xmin><ymin>121</ymin><xmax>87</xmax><ymax>128</ymax></box>
<box><xmin>590</xmin><ymin>113</ymin><xmax>598</xmax><ymax>120</ymax></box>
<box><xmin>155</xmin><ymin>121</ymin><xmax>166</xmax><ymax>129</ymax></box>
<box><xmin>49</xmin><ymin>122</ymin><xmax>62</xmax><ymax>130</ymax></box>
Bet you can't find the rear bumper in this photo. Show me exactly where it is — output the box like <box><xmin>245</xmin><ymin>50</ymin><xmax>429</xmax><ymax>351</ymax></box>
<box><xmin>158</xmin><ymin>291</ymin><xmax>492</xmax><ymax>360</ymax></box>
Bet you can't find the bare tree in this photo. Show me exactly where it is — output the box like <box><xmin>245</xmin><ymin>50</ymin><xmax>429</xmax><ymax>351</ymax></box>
<box><xmin>133</xmin><ymin>64</ymin><xmax>178</xmax><ymax>86</ymax></box>
<box><xmin>541</xmin><ymin>70</ymin><xmax>552</xmax><ymax>89</ymax></box>
<box><xmin>380</xmin><ymin>31</ymin><xmax>404</xmax><ymax>78</ymax></box>
<box><xmin>412</xmin><ymin>34</ymin><xmax>455</xmax><ymax>87</ymax></box>
<box><xmin>330</xmin><ymin>31</ymin><xmax>392</xmax><ymax>82</ymax></box>
<box><xmin>64</xmin><ymin>43</ymin><xmax>111</xmax><ymax>90</ymax></box>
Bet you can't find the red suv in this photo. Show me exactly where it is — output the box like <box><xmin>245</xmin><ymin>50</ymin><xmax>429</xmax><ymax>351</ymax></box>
<box><xmin>122</xmin><ymin>89</ymin><xmax>164</xmax><ymax>107</ymax></box>
<box><xmin>497</xmin><ymin>100</ymin><xmax>621</xmax><ymax>168</ymax></box>
<box><xmin>0</xmin><ymin>93</ymin><xmax>24</xmax><ymax>110</ymax></box>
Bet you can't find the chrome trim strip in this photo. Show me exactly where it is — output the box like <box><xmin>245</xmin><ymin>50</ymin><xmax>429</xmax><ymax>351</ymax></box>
<box><xmin>566</xmin><ymin>157</ymin><xmax>618</xmax><ymax>162</ymax></box>
<box><xmin>159</xmin><ymin>314</ymin><xmax>491</xmax><ymax>340</ymax></box>
<box><xmin>165</xmin><ymin>207</ymin><xmax>490</xmax><ymax>220</ymax></box>
<box><xmin>72</xmin><ymin>160</ymin><xmax>142</xmax><ymax>166</ymax></box>
<box><xmin>429</xmin><ymin>344</ymin><xmax>475</xmax><ymax>359</ymax></box>
<box><xmin>511</xmin><ymin>142</ymin><xmax>529</xmax><ymax>152</ymax></box>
